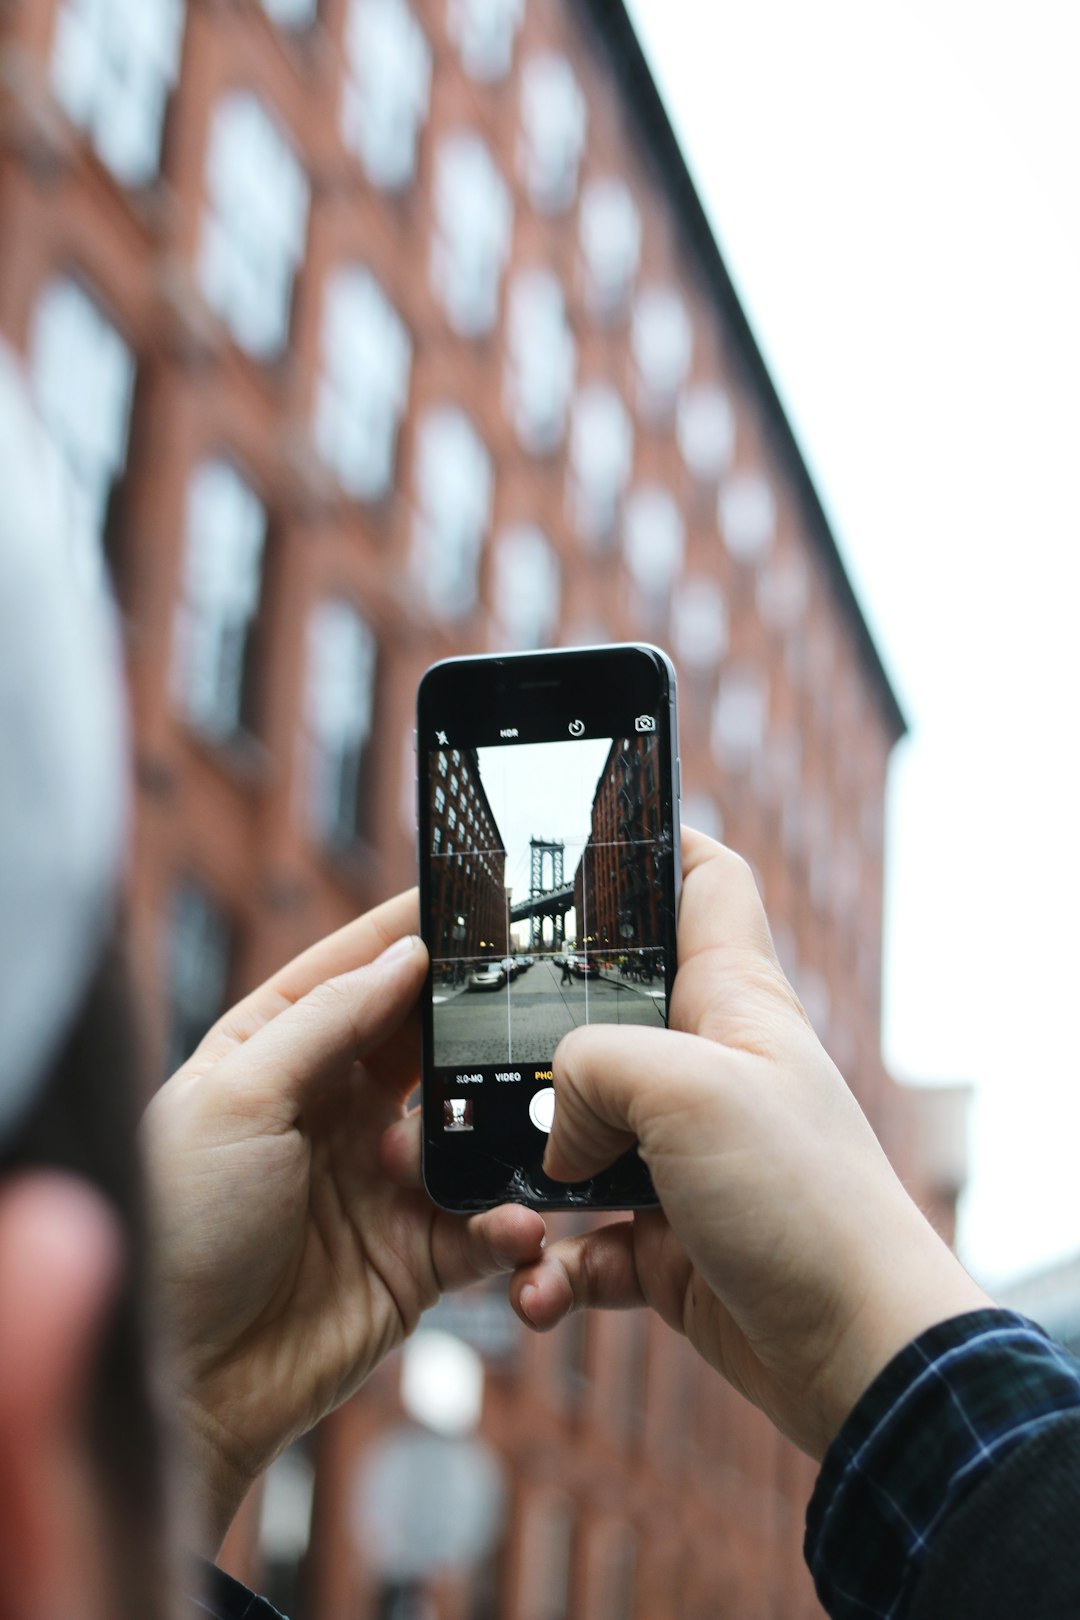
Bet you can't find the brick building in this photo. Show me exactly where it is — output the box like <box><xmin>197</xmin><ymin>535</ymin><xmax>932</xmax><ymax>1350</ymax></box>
<box><xmin>572</xmin><ymin>733</ymin><xmax>666</xmax><ymax>958</ymax></box>
<box><xmin>429</xmin><ymin>744</ymin><xmax>507</xmax><ymax>963</ymax></box>
<box><xmin>0</xmin><ymin>0</ymin><xmax>963</xmax><ymax>1616</ymax></box>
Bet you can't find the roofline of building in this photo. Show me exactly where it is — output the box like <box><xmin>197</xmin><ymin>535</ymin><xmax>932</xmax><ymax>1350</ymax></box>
<box><xmin>580</xmin><ymin>0</ymin><xmax>909</xmax><ymax>742</ymax></box>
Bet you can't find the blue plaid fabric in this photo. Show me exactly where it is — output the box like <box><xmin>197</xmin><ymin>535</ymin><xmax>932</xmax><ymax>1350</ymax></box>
<box><xmin>188</xmin><ymin>1561</ymin><xmax>287</xmax><ymax>1620</ymax></box>
<box><xmin>805</xmin><ymin>1309</ymin><xmax>1080</xmax><ymax>1619</ymax></box>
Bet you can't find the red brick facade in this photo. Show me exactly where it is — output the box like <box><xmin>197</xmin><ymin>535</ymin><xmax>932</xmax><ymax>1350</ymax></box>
<box><xmin>0</xmin><ymin>2</ymin><xmax>959</xmax><ymax>1616</ymax></box>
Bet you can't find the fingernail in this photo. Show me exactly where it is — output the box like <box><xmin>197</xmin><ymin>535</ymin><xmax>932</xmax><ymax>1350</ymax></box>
<box><xmin>519</xmin><ymin>1284</ymin><xmax>539</xmax><ymax>1324</ymax></box>
<box><xmin>376</xmin><ymin>934</ymin><xmax>421</xmax><ymax>967</ymax></box>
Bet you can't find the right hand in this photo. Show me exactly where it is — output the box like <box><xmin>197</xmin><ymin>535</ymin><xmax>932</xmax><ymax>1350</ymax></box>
<box><xmin>509</xmin><ymin>829</ymin><xmax>990</xmax><ymax>1460</ymax></box>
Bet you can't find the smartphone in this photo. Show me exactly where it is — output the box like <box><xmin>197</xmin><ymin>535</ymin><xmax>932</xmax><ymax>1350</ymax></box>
<box><xmin>416</xmin><ymin>644</ymin><xmax>680</xmax><ymax>1212</ymax></box>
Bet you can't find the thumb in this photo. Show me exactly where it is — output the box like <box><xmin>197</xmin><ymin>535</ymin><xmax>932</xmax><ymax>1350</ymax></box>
<box><xmin>214</xmin><ymin>934</ymin><xmax>428</xmax><ymax>1118</ymax></box>
<box><xmin>543</xmin><ymin>1022</ymin><xmax>721</xmax><ymax>1184</ymax></box>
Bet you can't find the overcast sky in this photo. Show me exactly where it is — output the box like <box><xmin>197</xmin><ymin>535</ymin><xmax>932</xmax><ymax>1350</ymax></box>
<box><xmin>627</xmin><ymin>0</ymin><xmax>1080</xmax><ymax>1286</ymax></box>
<box><xmin>477</xmin><ymin>736</ymin><xmax>611</xmax><ymax>909</ymax></box>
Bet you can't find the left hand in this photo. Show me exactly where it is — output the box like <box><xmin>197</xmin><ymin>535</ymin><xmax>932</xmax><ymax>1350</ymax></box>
<box><xmin>142</xmin><ymin>891</ymin><xmax>545</xmax><ymax>1551</ymax></box>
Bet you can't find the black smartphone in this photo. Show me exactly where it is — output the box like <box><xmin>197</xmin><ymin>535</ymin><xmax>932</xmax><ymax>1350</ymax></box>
<box><xmin>416</xmin><ymin>644</ymin><xmax>681</xmax><ymax>1212</ymax></box>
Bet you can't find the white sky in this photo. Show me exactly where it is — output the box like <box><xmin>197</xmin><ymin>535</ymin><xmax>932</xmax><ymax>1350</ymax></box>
<box><xmin>476</xmin><ymin>736</ymin><xmax>612</xmax><ymax>911</ymax></box>
<box><xmin>627</xmin><ymin>0</ymin><xmax>1080</xmax><ymax>1287</ymax></box>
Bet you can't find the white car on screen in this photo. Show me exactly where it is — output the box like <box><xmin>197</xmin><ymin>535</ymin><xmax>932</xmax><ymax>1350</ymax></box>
<box><xmin>468</xmin><ymin>963</ymin><xmax>504</xmax><ymax>991</ymax></box>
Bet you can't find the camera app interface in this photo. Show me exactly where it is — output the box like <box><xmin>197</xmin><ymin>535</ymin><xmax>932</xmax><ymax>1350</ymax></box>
<box><xmin>426</xmin><ymin>719</ymin><xmax>673</xmax><ymax>1143</ymax></box>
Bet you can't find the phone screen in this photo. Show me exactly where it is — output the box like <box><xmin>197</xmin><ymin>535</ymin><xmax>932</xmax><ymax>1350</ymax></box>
<box><xmin>417</xmin><ymin>645</ymin><xmax>679</xmax><ymax>1211</ymax></box>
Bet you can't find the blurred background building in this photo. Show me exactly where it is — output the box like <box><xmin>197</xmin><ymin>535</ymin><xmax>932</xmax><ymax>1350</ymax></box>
<box><xmin>0</xmin><ymin>0</ymin><xmax>967</xmax><ymax>1614</ymax></box>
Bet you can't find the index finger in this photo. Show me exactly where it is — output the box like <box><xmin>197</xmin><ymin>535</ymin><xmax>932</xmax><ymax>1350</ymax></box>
<box><xmin>186</xmin><ymin>889</ymin><xmax>420</xmax><ymax>1066</ymax></box>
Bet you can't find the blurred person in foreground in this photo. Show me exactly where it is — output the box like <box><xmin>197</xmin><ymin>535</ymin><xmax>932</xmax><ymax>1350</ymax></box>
<box><xmin>2</xmin><ymin>333</ymin><xmax>1078</xmax><ymax>1620</ymax></box>
<box><xmin>0</xmin><ymin>342</ymin><xmax>545</xmax><ymax>1620</ymax></box>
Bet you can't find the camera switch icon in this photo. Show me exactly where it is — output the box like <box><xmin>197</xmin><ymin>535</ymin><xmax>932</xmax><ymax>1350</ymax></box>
<box><xmin>568</xmin><ymin>719</ymin><xmax>586</xmax><ymax>737</ymax></box>
<box><xmin>635</xmin><ymin>715</ymin><xmax>657</xmax><ymax>733</ymax></box>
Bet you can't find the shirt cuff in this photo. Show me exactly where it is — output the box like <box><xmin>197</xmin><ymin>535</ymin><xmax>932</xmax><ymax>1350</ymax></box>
<box><xmin>186</xmin><ymin>1557</ymin><xmax>288</xmax><ymax>1620</ymax></box>
<box><xmin>804</xmin><ymin>1308</ymin><xmax>1080</xmax><ymax>1620</ymax></box>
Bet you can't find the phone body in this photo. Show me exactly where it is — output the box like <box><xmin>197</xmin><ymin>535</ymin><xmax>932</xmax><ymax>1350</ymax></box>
<box><xmin>416</xmin><ymin>644</ymin><xmax>681</xmax><ymax>1212</ymax></box>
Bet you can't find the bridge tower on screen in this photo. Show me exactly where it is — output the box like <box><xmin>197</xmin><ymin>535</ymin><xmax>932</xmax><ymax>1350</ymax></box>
<box><xmin>529</xmin><ymin>839</ymin><xmax>565</xmax><ymax>949</ymax></box>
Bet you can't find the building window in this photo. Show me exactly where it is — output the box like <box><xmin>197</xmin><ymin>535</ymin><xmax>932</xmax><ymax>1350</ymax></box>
<box><xmin>671</xmin><ymin>577</ymin><xmax>727</xmax><ymax>671</ymax></box>
<box><xmin>579</xmin><ymin>177</ymin><xmax>641</xmax><ymax>320</ymax></box>
<box><xmin>433</xmin><ymin>824</ymin><xmax>442</xmax><ymax>851</ymax></box>
<box><xmin>449</xmin><ymin>773</ymin><xmax>458</xmax><ymax>796</ymax></box>
<box><xmin>504</xmin><ymin>270</ymin><xmax>576</xmax><ymax>456</ymax></box>
<box><xmin>314</xmin><ymin>267</ymin><xmax>412</xmax><ymax>500</ymax></box>
<box><xmin>438</xmin><ymin>750</ymin><xmax>448</xmax><ymax>776</ymax></box>
<box><xmin>165</xmin><ymin>880</ymin><xmax>232</xmax><ymax>1073</ymax></box>
<box><xmin>719</xmin><ymin>471</ymin><xmax>776</xmax><ymax>564</ymax></box>
<box><xmin>677</xmin><ymin>384</ymin><xmax>735</xmax><ymax>482</ymax></box>
<box><xmin>262</xmin><ymin>0</ymin><xmax>318</xmax><ymax>24</ymax></box>
<box><xmin>304</xmin><ymin>600</ymin><xmax>377</xmax><ymax>847</ymax></box>
<box><xmin>50</xmin><ymin>0</ymin><xmax>185</xmax><ymax>187</ymax></box>
<box><xmin>757</xmin><ymin>552</ymin><xmax>809</xmax><ymax>629</ymax></box>
<box><xmin>29</xmin><ymin>278</ymin><xmax>135</xmax><ymax>585</ymax></box>
<box><xmin>623</xmin><ymin>485</ymin><xmax>684</xmax><ymax>600</ymax></box>
<box><xmin>447</xmin><ymin>0</ymin><xmax>523</xmax><ymax>81</ymax></box>
<box><xmin>342</xmin><ymin>0</ymin><xmax>431</xmax><ymax>191</ymax></box>
<box><xmin>712</xmin><ymin>668</ymin><xmax>768</xmax><ymax>771</ymax></box>
<box><xmin>567</xmin><ymin>383</ymin><xmax>633</xmax><ymax>546</ymax></box>
<box><xmin>493</xmin><ymin>524</ymin><xmax>560</xmax><ymax>649</ymax></box>
<box><xmin>411</xmin><ymin>407</ymin><xmax>493</xmax><ymax>619</ymax></box>
<box><xmin>171</xmin><ymin>460</ymin><xmax>266</xmax><ymax>741</ymax></box>
<box><xmin>631</xmin><ymin>286</ymin><xmax>693</xmax><ymax>421</ymax></box>
<box><xmin>431</xmin><ymin>132</ymin><xmax>513</xmax><ymax>337</ymax></box>
<box><xmin>198</xmin><ymin>92</ymin><xmax>309</xmax><ymax>360</ymax></box>
<box><xmin>435</xmin><ymin>785</ymin><xmax>446</xmax><ymax>813</ymax></box>
<box><xmin>518</xmin><ymin>53</ymin><xmax>586</xmax><ymax>214</ymax></box>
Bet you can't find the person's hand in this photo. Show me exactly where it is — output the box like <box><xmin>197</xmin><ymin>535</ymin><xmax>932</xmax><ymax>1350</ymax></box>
<box><xmin>142</xmin><ymin>892</ymin><xmax>545</xmax><ymax>1551</ymax></box>
<box><xmin>503</xmin><ymin>831</ymin><xmax>990</xmax><ymax>1460</ymax></box>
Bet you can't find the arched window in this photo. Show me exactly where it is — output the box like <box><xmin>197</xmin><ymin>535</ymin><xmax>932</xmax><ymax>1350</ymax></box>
<box><xmin>171</xmin><ymin>461</ymin><xmax>266</xmax><ymax>740</ymax></box>
<box><xmin>566</xmin><ymin>384</ymin><xmax>633</xmax><ymax>545</ymax></box>
<box><xmin>29</xmin><ymin>278</ymin><xmax>134</xmax><ymax>584</ymax></box>
<box><xmin>677</xmin><ymin>384</ymin><xmax>736</xmax><ymax>482</ymax></box>
<box><xmin>518</xmin><ymin>53</ymin><xmax>586</xmax><ymax>213</ymax></box>
<box><xmin>493</xmin><ymin>525</ymin><xmax>560</xmax><ymax>648</ymax></box>
<box><xmin>631</xmin><ymin>286</ymin><xmax>692</xmax><ymax>420</ymax></box>
<box><xmin>504</xmin><ymin>270</ymin><xmax>576</xmax><ymax>455</ymax></box>
<box><xmin>198</xmin><ymin>92</ymin><xmax>309</xmax><ymax>359</ymax></box>
<box><xmin>304</xmin><ymin>600</ymin><xmax>378</xmax><ymax>846</ymax></box>
<box><xmin>315</xmin><ymin>267</ymin><xmax>412</xmax><ymax>500</ymax></box>
<box><xmin>431</xmin><ymin>132</ymin><xmax>513</xmax><ymax>337</ymax></box>
<box><xmin>671</xmin><ymin>577</ymin><xmax>728</xmax><ymax>671</ymax></box>
<box><xmin>712</xmin><ymin>667</ymin><xmax>768</xmax><ymax>772</ymax></box>
<box><xmin>579</xmin><ymin>177</ymin><xmax>641</xmax><ymax>320</ymax></box>
<box><xmin>342</xmin><ymin>0</ymin><xmax>431</xmax><ymax>191</ymax></box>
<box><xmin>412</xmin><ymin>407</ymin><xmax>493</xmax><ymax>618</ymax></box>
<box><xmin>51</xmin><ymin>0</ymin><xmax>185</xmax><ymax>186</ymax></box>
<box><xmin>623</xmin><ymin>485</ymin><xmax>684</xmax><ymax>600</ymax></box>
<box><xmin>447</xmin><ymin>0</ymin><xmax>524</xmax><ymax>82</ymax></box>
<box><xmin>719</xmin><ymin>471</ymin><xmax>776</xmax><ymax>564</ymax></box>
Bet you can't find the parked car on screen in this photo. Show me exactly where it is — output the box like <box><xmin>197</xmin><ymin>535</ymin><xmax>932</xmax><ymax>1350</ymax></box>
<box><xmin>500</xmin><ymin>956</ymin><xmax>519</xmax><ymax>980</ymax></box>
<box><xmin>572</xmin><ymin>957</ymin><xmax>600</xmax><ymax>979</ymax></box>
<box><xmin>468</xmin><ymin>963</ymin><xmax>505</xmax><ymax>991</ymax></box>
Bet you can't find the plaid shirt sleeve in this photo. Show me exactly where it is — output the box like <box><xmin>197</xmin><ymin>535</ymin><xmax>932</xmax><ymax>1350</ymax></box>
<box><xmin>804</xmin><ymin>1308</ymin><xmax>1080</xmax><ymax>1619</ymax></box>
<box><xmin>183</xmin><ymin>1560</ymin><xmax>289</xmax><ymax>1620</ymax></box>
